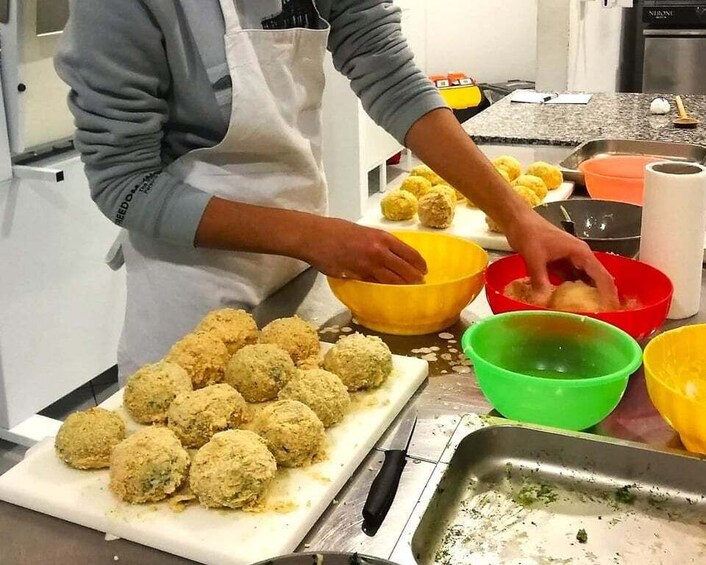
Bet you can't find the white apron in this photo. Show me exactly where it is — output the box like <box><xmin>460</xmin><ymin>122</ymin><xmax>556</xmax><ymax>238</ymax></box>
<box><xmin>117</xmin><ymin>0</ymin><xmax>329</xmax><ymax>380</ymax></box>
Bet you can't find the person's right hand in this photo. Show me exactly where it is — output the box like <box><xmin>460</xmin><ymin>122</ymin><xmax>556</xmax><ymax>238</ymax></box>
<box><xmin>302</xmin><ymin>217</ymin><xmax>427</xmax><ymax>284</ymax></box>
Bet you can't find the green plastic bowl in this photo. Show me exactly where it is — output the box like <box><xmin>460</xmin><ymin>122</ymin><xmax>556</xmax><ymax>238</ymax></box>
<box><xmin>462</xmin><ymin>311</ymin><xmax>643</xmax><ymax>431</ymax></box>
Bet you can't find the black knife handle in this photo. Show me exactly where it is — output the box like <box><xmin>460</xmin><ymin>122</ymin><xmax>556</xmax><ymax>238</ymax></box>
<box><xmin>362</xmin><ymin>449</ymin><xmax>407</xmax><ymax>534</ymax></box>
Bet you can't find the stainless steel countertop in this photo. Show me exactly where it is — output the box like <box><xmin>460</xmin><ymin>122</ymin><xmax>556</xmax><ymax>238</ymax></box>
<box><xmin>2</xmin><ymin>258</ymin><xmax>703</xmax><ymax>564</ymax></box>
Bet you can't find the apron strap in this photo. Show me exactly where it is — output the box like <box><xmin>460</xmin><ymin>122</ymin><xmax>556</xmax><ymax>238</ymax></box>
<box><xmin>218</xmin><ymin>0</ymin><xmax>243</xmax><ymax>33</ymax></box>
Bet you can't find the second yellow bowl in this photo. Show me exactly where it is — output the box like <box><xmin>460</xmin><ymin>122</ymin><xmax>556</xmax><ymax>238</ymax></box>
<box><xmin>327</xmin><ymin>231</ymin><xmax>488</xmax><ymax>335</ymax></box>
<box><xmin>644</xmin><ymin>324</ymin><xmax>706</xmax><ymax>454</ymax></box>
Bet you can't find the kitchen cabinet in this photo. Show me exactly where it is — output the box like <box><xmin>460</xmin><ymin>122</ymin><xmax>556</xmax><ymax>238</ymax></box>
<box><xmin>0</xmin><ymin>157</ymin><xmax>125</xmax><ymax>434</ymax></box>
<box><xmin>322</xmin><ymin>0</ymin><xmax>427</xmax><ymax>221</ymax></box>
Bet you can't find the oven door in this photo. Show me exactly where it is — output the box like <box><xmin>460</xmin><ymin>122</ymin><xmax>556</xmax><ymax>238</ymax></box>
<box><xmin>643</xmin><ymin>28</ymin><xmax>706</xmax><ymax>94</ymax></box>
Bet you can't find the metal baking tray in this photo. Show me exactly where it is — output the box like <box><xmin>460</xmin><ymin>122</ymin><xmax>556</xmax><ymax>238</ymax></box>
<box><xmin>560</xmin><ymin>139</ymin><xmax>706</xmax><ymax>185</ymax></box>
<box><xmin>392</xmin><ymin>416</ymin><xmax>706</xmax><ymax>565</ymax></box>
<box><xmin>253</xmin><ymin>553</ymin><xmax>398</xmax><ymax>565</ymax></box>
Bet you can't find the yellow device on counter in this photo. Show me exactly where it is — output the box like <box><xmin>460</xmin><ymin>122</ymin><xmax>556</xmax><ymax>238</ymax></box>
<box><xmin>431</xmin><ymin>74</ymin><xmax>483</xmax><ymax>110</ymax></box>
<box><xmin>439</xmin><ymin>85</ymin><xmax>483</xmax><ymax>110</ymax></box>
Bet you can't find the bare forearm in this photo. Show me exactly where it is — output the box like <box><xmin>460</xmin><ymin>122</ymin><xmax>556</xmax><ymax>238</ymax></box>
<box><xmin>194</xmin><ymin>197</ymin><xmax>315</xmax><ymax>260</ymax></box>
<box><xmin>405</xmin><ymin>108</ymin><xmax>532</xmax><ymax>233</ymax></box>
<box><xmin>193</xmin><ymin>197</ymin><xmax>427</xmax><ymax>284</ymax></box>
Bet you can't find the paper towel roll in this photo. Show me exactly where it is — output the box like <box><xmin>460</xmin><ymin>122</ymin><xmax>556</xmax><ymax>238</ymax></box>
<box><xmin>640</xmin><ymin>161</ymin><xmax>706</xmax><ymax>320</ymax></box>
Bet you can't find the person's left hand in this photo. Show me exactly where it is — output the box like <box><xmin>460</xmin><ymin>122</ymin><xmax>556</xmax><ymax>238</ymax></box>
<box><xmin>505</xmin><ymin>212</ymin><xmax>620</xmax><ymax>309</ymax></box>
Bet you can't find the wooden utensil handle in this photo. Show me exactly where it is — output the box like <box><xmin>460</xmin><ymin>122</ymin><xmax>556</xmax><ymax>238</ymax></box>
<box><xmin>676</xmin><ymin>96</ymin><xmax>688</xmax><ymax>119</ymax></box>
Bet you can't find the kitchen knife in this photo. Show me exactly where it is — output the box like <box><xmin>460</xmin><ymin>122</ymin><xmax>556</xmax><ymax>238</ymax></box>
<box><xmin>362</xmin><ymin>411</ymin><xmax>418</xmax><ymax>536</ymax></box>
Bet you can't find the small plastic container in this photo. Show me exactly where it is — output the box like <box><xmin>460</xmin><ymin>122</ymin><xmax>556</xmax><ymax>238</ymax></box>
<box><xmin>579</xmin><ymin>156</ymin><xmax>664</xmax><ymax>205</ymax></box>
<box><xmin>644</xmin><ymin>324</ymin><xmax>706</xmax><ymax>454</ymax></box>
<box><xmin>327</xmin><ymin>231</ymin><xmax>488</xmax><ymax>335</ymax></box>
<box><xmin>462</xmin><ymin>311</ymin><xmax>643</xmax><ymax>431</ymax></box>
<box><xmin>484</xmin><ymin>252</ymin><xmax>673</xmax><ymax>341</ymax></box>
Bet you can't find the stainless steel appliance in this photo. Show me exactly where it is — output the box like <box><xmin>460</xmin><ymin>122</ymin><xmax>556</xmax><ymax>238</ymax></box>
<box><xmin>641</xmin><ymin>1</ymin><xmax>706</xmax><ymax>93</ymax></box>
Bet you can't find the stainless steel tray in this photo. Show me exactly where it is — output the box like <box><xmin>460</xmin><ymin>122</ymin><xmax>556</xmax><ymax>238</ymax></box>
<box><xmin>253</xmin><ymin>553</ymin><xmax>399</xmax><ymax>565</ymax></box>
<box><xmin>392</xmin><ymin>416</ymin><xmax>706</xmax><ymax>565</ymax></box>
<box><xmin>560</xmin><ymin>139</ymin><xmax>706</xmax><ymax>185</ymax></box>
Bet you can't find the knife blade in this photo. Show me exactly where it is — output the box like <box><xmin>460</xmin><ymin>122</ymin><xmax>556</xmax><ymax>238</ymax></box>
<box><xmin>362</xmin><ymin>411</ymin><xmax>418</xmax><ymax>536</ymax></box>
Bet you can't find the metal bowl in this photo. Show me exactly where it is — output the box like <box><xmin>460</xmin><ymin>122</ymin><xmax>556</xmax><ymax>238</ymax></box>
<box><xmin>535</xmin><ymin>199</ymin><xmax>642</xmax><ymax>258</ymax></box>
<box><xmin>251</xmin><ymin>552</ymin><xmax>399</xmax><ymax>565</ymax></box>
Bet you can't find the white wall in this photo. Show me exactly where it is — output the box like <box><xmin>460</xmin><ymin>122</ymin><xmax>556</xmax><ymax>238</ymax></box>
<box><xmin>425</xmin><ymin>0</ymin><xmax>538</xmax><ymax>84</ymax></box>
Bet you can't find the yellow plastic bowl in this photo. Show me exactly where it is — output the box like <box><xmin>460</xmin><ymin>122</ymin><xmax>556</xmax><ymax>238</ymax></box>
<box><xmin>644</xmin><ymin>324</ymin><xmax>706</xmax><ymax>454</ymax></box>
<box><xmin>327</xmin><ymin>231</ymin><xmax>488</xmax><ymax>335</ymax></box>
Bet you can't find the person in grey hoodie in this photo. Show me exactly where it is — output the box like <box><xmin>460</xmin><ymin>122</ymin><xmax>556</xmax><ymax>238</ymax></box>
<box><xmin>55</xmin><ymin>0</ymin><xmax>616</xmax><ymax>378</ymax></box>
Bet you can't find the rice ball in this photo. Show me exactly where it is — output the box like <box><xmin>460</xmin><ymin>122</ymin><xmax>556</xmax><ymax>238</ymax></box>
<box><xmin>492</xmin><ymin>156</ymin><xmax>522</xmax><ymax>181</ymax></box>
<box><xmin>525</xmin><ymin>161</ymin><xmax>563</xmax><ymax>190</ymax></box>
<box><xmin>278</xmin><ymin>369</ymin><xmax>351</xmax><ymax>428</ymax></box>
<box><xmin>109</xmin><ymin>427</ymin><xmax>189</xmax><ymax>504</ymax></box>
<box><xmin>410</xmin><ymin>164</ymin><xmax>445</xmax><ymax>186</ymax></box>
<box><xmin>400</xmin><ymin>175</ymin><xmax>433</xmax><ymax>200</ymax></box>
<box><xmin>55</xmin><ymin>408</ymin><xmax>126</xmax><ymax>470</ymax></box>
<box><xmin>323</xmin><ymin>333</ymin><xmax>393</xmax><ymax>392</ymax></box>
<box><xmin>195</xmin><ymin>308</ymin><xmax>259</xmax><ymax>356</ymax></box>
<box><xmin>512</xmin><ymin>174</ymin><xmax>548</xmax><ymax>201</ymax></box>
<box><xmin>381</xmin><ymin>190</ymin><xmax>418</xmax><ymax>221</ymax></box>
<box><xmin>225</xmin><ymin>344</ymin><xmax>297</xmax><ymax>402</ymax></box>
<box><xmin>123</xmin><ymin>362</ymin><xmax>193</xmax><ymax>424</ymax></box>
<box><xmin>165</xmin><ymin>331</ymin><xmax>230</xmax><ymax>389</ymax></box>
<box><xmin>167</xmin><ymin>384</ymin><xmax>248</xmax><ymax>448</ymax></box>
<box><xmin>190</xmin><ymin>430</ymin><xmax>277</xmax><ymax>509</ymax></box>
<box><xmin>418</xmin><ymin>191</ymin><xmax>455</xmax><ymax>229</ymax></box>
<box><xmin>253</xmin><ymin>400</ymin><xmax>326</xmax><ymax>468</ymax></box>
<box><xmin>260</xmin><ymin>316</ymin><xmax>320</xmax><ymax>367</ymax></box>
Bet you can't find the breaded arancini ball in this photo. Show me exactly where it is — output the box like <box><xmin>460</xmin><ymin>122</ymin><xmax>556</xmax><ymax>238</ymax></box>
<box><xmin>410</xmin><ymin>164</ymin><xmax>445</xmax><ymax>186</ymax></box>
<box><xmin>323</xmin><ymin>333</ymin><xmax>393</xmax><ymax>392</ymax></box>
<box><xmin>492</xmin><ymin>156</ymin><xmax>522</xmax><ymax>181</ymax></box>
<box><xmin>418</xmin><ymin>191</ymin><xmax>455</xmax><ymax>229</ymax></box>
<box><xmin>190</xmin><ymin>430</ymin><xmax>277</xmax><ymax>509</ymax></box>
<box><xmin>430</xmin><ymin>184</ymin><xmax>456</xmax><ymax>202</ymax></box>
<box><xmin>525</xmin><ymin>161</ymin><xmax>563</xmax><ymax>190</ymax></box>
<box><xmin>400</xmin><ymin>175</ymin><xmax>433</xmax><ymax>200</ymax></box>
<box><xmin>549</xmin><ymin>281</ymin><xmax>610</xmax><ymax>313</ymax></box>
<box><xmin>503</xmin><ymin>277</ymin><xmax>554</xmax><ymax>308</ymax></box>
<box><xmin>486</xmin><ymin>185</ymin><xmax>540</xmax><ymax>233</ymax></box>
<box><xmin>381</xmin><ymin>190</ymin><xmax>418</xmax><ymax>221</ymax></box>
<box><xmin>123</xmin><ymin>361</ymin><xmax>193</xmax><ymax>424</ymax></box>
<box><xmin>194</xmin><ymin>308</ymin><xmax>259</xmax><ymax>356</ymax></box>
<box><xmin>167</xmin><ymin>384</ymin><xmax>248</xmax><ymax>448</ymax></box>
<box><xmin>165</xmin><ymin>332</ymin><xmax>230</xmax><ymax>389</ymax></box>
<box><xmin>225</xmin><ymin>344</ymin><xmax>297</xmax><ymax>403</ymax></box>
<box><xmin>260</xmin><ymin>316</ymin><xmax>320</xmax><ymax>366</ymax></box>
<box><xmin>512</xmin><ymin>174</ymin><xmax>548</xmax><ymax>201</ymax></box>
<box><xmin>109</xmin><ymin>427</ymin><xmax>189</xmax><ymax>504</ymax></box>
<box><xmin>253</xmin><ymin>400</ymin><xmax>326</xmax><ymax>468</ymax></box>
<box><xmin>55</xmin><ymin>408</ymin><xmax>126</xmax><ymax>470</ymax></box>
<box><xmin>278</xmin><ymin>369</ymin><xmax>351</xmax><ymax>428</ymax></box>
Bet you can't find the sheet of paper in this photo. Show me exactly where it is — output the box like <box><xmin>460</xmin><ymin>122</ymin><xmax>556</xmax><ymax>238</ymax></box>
<box><xmin>509</xmin><ymin>90</ymin><xmax>592</xmax><ymax>105</ymax></box>
<box><xmin>545</xmin><ymin>94</ymin><xmax>593</xmax><ymax>105</ymax></box>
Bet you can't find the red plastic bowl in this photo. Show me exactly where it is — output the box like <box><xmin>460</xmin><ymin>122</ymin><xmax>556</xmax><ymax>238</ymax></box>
<box><xmin>485</xmin><ymin>252</ymin><xmax>673</xmax><ymax>341</ymax></box>
<box><xmin>579</xmin><ymin>156</ymin><xmax>664</xmax><ymax>205</ymax></box>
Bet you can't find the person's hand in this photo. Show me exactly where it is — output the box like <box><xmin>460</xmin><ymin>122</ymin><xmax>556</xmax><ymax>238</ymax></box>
<box><xmin>505</xmin><ymin>212</ymin><xmax>620</xmax><ymax>308</ymax></box>
<box><xmin>302</xmin><ymin>217</ymin><xmax>427</xmax><ymax>284</ymax></box>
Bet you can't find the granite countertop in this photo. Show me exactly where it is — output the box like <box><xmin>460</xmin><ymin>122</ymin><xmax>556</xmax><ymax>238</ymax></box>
<box><xmin>464</xmin><ymin>92</ymin><xmax>706</xmax><ymax>147</ymax></box>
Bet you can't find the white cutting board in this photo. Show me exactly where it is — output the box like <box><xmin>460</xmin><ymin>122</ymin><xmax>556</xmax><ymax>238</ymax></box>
<box><xmin>0</xmin><ymin>349</ymin><xmax>428</xmax><ymax>565</ymax></box>
<box><xmin>360</xmin><ymin>182</ymin><xmax>574</xmax><ymax>252</ymax></box>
